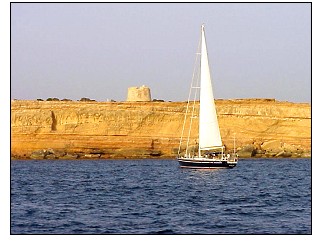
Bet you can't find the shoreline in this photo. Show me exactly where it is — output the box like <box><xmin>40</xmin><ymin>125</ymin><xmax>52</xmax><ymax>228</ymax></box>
<box><xmin>11</xmin><ymin>154</ymin><xmax>311</xmax><ymax>161</ymax></box>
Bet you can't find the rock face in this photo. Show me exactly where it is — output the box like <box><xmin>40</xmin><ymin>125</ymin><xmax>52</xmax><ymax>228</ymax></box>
<box><xmin>11</xmin><ymin>99</ymin><xmax>311</xmax><ymax>159</ymax></box>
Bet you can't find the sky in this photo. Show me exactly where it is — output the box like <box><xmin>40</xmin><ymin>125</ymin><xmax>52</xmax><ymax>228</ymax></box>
<box><xmin>10</xmin><ymin>3</ymin><xmax>311</xmax><ymax>103</ymax></box>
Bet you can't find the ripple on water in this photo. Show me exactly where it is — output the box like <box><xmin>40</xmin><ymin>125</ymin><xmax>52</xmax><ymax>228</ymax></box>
<box><xmin>11</xmin><ymin>159</ymin><xmax>311</xmax><ymax>234</ymax></box>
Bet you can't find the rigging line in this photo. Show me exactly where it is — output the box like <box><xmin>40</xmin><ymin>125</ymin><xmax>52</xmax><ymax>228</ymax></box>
<box><xmin>178</xmin><ymin>35</ymin><xmax>201</xmax><ymax>156</ymax></box>
<box><xmin>183</xmin><ymin>39</ymin><xmax>201</xmax><ymax>157</ymax></box>
<box><xmin>186</xmin><ymin>58</ymin><xmax>201</xmax><ymax>156</ymax></box>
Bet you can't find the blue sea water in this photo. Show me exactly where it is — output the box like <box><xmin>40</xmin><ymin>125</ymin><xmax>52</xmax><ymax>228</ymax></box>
<box><xmin>11</xmin><ymin>158</ymin><xmax>311</xmax><ymax>234</ymax></box>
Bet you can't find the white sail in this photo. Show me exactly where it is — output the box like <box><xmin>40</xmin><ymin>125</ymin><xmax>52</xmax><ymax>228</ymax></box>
<box><xmin>199</xmin><ymin>25</ymin><xmax>223</xmax><ymax>151</ymax></box>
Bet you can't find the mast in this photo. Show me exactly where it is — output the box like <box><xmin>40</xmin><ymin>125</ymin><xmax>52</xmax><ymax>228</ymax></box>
<box><xmin>234</xmin><ymin>133</ymin><xmax>236</xmax><ymax>155</ymax></box>
<box><xmin>198</xmin><ymin>24</ymin><xmax>223</xmax><ymax>157</ymax></box>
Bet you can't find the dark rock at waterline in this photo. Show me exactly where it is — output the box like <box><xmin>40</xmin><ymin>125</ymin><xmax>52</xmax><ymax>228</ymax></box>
<box><xmin>30</xmin><ymin>150</ymin><xmax>46</xmax><ymax>159</ymax></box>
<box><xmin>237</xmin><ymin>144</ymin><xmax>257</xmax><ymax>158</ymax></box>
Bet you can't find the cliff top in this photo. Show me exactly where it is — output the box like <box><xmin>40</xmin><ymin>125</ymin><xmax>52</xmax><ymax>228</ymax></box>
<box><xmin>11</xmin><ymin>98</ymin><xmax>311</xmax><ymax>104</ymax></box>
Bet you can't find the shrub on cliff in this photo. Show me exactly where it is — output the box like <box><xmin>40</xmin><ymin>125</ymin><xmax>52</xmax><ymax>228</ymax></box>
<box><xmin>153</xmin><ymin>99</ymin><xmax>165</xmax><ymax>102</ymax></box>
<box><xmin>80</xmin><ymin>97</ymin><xmax>96</xmax><ymax>102</ymax></box>
<box><xmin>47</xmin><ymin>97</ymin><xmax>60</xmax><ymax>101</ymax></box>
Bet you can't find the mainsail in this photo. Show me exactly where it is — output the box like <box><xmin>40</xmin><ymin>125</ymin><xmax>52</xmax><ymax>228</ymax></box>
<box><xmin>199</xmin><ymin>25</ymin><xmax>223</xmax><ymax>152</ymax></box>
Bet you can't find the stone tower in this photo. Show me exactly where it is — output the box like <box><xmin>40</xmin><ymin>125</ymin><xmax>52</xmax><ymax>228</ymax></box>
<box><xmin>127</xmin><ymin>85</ymin><xmax>151</xmax><ymax>102</ymax></box>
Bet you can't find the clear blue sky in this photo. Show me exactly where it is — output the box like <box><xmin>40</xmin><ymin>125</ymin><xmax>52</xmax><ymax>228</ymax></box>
<box><xmin>11</xmin><ymin>3</ymin><xmax>311</xmax><ymax>102</ymax></box>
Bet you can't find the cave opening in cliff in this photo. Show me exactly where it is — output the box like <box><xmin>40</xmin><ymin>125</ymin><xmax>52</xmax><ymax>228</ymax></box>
<box><xmin>51</xmin><ymin>111</ymin><xmax>57</xmax><ymax>131</ymax></box>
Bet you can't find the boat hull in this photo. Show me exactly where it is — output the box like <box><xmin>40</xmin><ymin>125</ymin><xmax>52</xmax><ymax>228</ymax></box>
<box><xmin>178</xmin><ymin>158</ymin><xmax>237</xmax><ymax>169</ymax></box>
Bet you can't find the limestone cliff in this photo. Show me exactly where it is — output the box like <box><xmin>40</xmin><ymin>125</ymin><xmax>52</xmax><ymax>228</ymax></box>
<box><xmin>11</xmin><ymin>99</ymin><xmax>311</xmax><ymax>159</ymax></box>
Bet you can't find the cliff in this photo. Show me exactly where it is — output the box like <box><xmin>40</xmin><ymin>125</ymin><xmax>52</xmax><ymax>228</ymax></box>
<box><xmin>11</xmin><ymin>99</ymin><xmax>311</xmax><ymax>159</ymax></box>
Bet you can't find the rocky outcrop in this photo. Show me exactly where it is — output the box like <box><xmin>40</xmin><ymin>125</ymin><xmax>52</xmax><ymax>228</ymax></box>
<box><xmin>11</xmin><ymin>99</ymin><xmax>311</xmax><ymax>159</ymax></box>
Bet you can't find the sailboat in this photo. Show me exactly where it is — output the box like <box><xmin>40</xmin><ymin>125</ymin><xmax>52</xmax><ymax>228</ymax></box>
<box><xmin>177</xmin><ymin>25</ymin><xmax>238</xmax><ymax>169</ymax></box>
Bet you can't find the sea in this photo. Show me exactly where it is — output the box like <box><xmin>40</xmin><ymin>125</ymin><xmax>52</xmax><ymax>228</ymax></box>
<box><xmin>10</xmin><ymin>158</ymin><xmax>311</xmax><ymax>235</ymax></box>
